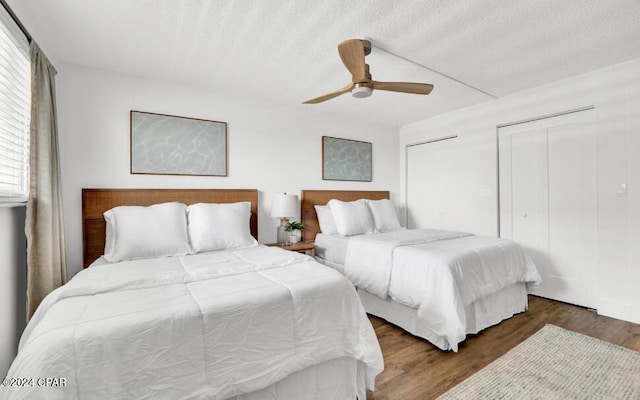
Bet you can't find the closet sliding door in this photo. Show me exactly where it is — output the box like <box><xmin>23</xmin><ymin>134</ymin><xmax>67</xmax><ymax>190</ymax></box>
<box><xmin>498</xmin><ymin>109</ymin><xmax>597</xmax><ymax>308</ymax></box>
<box><xmin>406</xmin><ymin>136</ymin><xmax>480</xmax><ymax>232</ymax></box>
<box><xmin>406</xmin><ymin>139</ymin><xmax>453</xmax><ymax>229</ymax></box>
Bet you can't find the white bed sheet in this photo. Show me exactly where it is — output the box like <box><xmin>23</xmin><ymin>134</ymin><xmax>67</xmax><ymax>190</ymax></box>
<box><xmin>314</xmin><ymin>229</ymin><xmax>541</xmax><ymax>351</ymax></box>
<box><xmin>314</xmin><ymin>233</ymin><xmax>350</xmax><ymax>271</ymax></box>
<box><xmin>343</xmin><ymin>229</ymin><xmax>471</xmax><ymax>299</ymax></box>
<box><xmin>2</xmin><ymin>246</ymin><xmax>383</xmax><ymax>400</ymax></box>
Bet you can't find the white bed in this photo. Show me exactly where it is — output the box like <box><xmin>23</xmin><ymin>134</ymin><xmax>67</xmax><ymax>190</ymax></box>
<box><xmin>301</xmin><ymin>190</ymin><xmax>541</xmax><ymax>352</ymax></box>
<box><xmin>1</xmin><ymin>189</ymin><xmax>383</xmax><ymax>400</ymax></box>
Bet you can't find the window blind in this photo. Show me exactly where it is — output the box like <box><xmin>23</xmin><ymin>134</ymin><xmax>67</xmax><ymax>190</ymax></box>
<box><xmin>0</xmin><ymin>5</ymin><xmax>30</xmax><ymax>202</ymax></box>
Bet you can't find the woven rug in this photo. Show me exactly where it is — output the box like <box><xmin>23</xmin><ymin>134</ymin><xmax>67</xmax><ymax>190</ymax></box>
<box><xmin>438</xmin><ymin>324</ymin><xmax>640</xmax><ymax>400</ymax></box>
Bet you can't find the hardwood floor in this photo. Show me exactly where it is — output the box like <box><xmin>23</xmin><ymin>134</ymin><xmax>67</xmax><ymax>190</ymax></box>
<box><xmin>366</xmin><ymin>295</ymin><xmax>640</xmax><ymax>400</ymax></box>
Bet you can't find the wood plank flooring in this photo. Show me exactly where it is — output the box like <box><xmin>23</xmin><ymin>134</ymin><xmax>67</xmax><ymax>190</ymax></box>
<box><xmin>367</xmin><ymin>295</ymin><xmax>640</xmax><ymax>400</ymax></box>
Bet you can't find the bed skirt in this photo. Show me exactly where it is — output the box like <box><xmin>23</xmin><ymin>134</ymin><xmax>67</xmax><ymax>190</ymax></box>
<box><xmin>233</xmin><ymin>357</ymin><xmax>366</xmax><ymax>400</ymax></box>
<box><xmin>316</xmin><ymin>256</ymin><xmax>529</xmax><ymax>351</ymax></box>
<box><xmin>358</xmin><ymin>283</ymin><xmax>528</xmax><ymax>351</ymax></box>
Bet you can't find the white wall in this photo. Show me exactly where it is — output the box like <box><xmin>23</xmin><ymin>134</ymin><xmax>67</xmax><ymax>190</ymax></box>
<box><xmin>56</xmin><ymin>64</ymin><xmax>400</xmax><ymax>278</ymax></box>
<box><xmin>0</xmin><ymin>206</ymin><xmax>27</xmax><ymax>377</ymax></box>
<box><xmin>399</xmin><ymin>57</ymin><xmax>640</xmax><ymax>324</ymax></box>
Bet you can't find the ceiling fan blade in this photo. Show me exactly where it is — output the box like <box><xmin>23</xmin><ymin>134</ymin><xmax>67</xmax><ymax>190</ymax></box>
<box><xmin>338</xmin><ymin>39</ymin><xmax>367</xmax><ymax>82</ymax></box>
<box><xmin>372</xmin><ymin>81</ymin><xmax>434</xmax><ymax>95</ymax></box>
<box><xmin>302</xmin><ymin>83</ymin><xmax>354</xmax><ymax>104</ymax></box>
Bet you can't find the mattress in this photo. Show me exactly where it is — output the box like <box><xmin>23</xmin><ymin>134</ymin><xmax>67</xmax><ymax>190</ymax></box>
<box><xmin>314</xmin><ymin>233</ymin><xmax>350</xmax><ymax>270</ymax></box>
<box><xmin>2</xmin><ymin>246</ymin><xmax>383</xmax><ymax>400</ymax></box>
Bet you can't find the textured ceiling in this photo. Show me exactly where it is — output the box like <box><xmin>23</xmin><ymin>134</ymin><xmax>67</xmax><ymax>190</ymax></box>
<box><xmin>7</xmin><ymin>0</ymin><xmax>640</xmax><ymax>127</ymax></box>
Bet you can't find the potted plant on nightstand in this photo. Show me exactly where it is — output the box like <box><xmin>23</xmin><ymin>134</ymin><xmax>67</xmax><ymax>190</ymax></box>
<box><xmin>283</xmin><ymin>221</ymin><xmax>304</xmax><ymax>244</ymax></box>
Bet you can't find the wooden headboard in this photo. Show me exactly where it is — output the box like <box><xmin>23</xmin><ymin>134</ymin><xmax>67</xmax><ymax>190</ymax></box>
<box><xmin>300</xmin><ymin>190</ymin><xmax>390</xmax><ymax>242</ymax></box>
<box><xmin>82</xmin><ymin>188</ymin><xmax>259</xmax><ymax>268</ymax></box>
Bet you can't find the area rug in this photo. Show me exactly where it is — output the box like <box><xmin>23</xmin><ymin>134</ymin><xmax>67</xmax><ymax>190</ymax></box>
<box><xmin>437</xmin><ymin>324</ymin><xmax>640</xmax><ymax>399</ymax></box>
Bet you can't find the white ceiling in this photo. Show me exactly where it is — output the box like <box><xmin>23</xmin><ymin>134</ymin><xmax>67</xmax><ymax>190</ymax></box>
<box><xmin>8</xmin><ymin>0</ymin><xmax>640</xmax><ymax>127</ymax></box>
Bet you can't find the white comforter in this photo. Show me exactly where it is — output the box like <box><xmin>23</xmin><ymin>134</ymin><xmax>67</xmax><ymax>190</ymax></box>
<box><xmin>343</xmin><ymin>229</ymin><xmax>541</xmax><ymax>351</ymax></box>
<box><xmin>2</xmin><ymin>246</ymin><xmax>383</xmax><ymax>400</ymax></box>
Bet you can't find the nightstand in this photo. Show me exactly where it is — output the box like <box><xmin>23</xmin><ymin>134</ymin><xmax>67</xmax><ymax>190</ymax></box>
<box><xmin>267</xmin><ymin>242</ymin><xmax>316</xmax><ymax>257</ymax></box>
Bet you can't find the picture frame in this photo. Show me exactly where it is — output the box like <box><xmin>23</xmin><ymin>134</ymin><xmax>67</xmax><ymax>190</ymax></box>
<box><xmin>322</xmin><ymin>136</ymin><xmax>372</xmax><ymax>182</ymax></box>
<box><xmin>130</xmin><ymin>110</ymin><xmax>228</xmax><ymax>176</ymax></box>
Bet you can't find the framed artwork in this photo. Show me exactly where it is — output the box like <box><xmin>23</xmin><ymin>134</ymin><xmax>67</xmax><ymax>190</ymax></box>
<box><xmin>322</xmin><ymin>136</ymin><xmax>372</xmax><ymax>182</ymax></box>
<box><xmin>130</xmin><ymin>110</ymin><xmax>227</xmax><ymax>176</ymax></box>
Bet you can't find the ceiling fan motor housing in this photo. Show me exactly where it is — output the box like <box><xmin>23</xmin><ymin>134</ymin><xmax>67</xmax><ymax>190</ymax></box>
<box><xmin>361</xmin><ymin>39</ymin><xmax>372</xmax><ymax>56</ymax></box>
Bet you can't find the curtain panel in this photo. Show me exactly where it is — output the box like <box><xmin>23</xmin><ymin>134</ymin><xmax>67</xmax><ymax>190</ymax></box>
<box><xmin>25</xmin><ymin>41</ymin><xmax>67</xmax><ymax>319</ymax></box>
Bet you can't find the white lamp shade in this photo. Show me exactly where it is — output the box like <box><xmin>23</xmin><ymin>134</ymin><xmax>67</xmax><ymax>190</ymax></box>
<box><xmin>270</xmin><ymin>193</ymin><xmax>298</xmax><ymax>218</ymax></box>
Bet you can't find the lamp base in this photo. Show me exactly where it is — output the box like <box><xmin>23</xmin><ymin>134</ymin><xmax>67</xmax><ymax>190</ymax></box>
<box><xmin>277</xmin><ymin>218</ymin><xmax>290</xmax><ymax>245</ymax></box>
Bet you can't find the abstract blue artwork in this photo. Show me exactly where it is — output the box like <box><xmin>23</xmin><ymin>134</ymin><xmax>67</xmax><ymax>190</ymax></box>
<box><xmin>130</xmin><ymin>111</ymin><xmax>227</xmax><ymax>176</ymax></box>
<box><xmin>322</xmin><ymin>136</ymin><xmax>372</xmax><ymax>181</ymax></box>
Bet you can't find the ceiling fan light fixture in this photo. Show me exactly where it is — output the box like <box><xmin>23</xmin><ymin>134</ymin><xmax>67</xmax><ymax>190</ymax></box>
<box><xmin>352</xmin><ymin>84</ymin><xmax>372</xmax><ymax>98</ymax></box>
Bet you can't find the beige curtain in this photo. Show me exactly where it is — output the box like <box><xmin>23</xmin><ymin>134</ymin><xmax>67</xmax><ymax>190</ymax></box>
<box><xmin>25</xmin><ymin>41</ymin><xmax>66</xmax><ymax>319</ymax></box>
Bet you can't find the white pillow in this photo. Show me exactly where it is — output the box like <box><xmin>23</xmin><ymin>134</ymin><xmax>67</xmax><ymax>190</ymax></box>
<box><xmin>314</xmin><ymin>205</ymin><xmax>338</xmax><ymax>235</ymax></box>
<box><xmin>327</xmin><ymin>199</ymin><xmax>375</xmax><ymax>236</ymax></box>
<box><xmin>367</xmin><ymin>199</ymin><xmax>402</xmax><ymax>232</ymax></box>
<box><xmin>187</xmin><ymin>202</ymin><xmax>258</xmax><ymax>252</ymax></box>
<box><xmin>103</xmin><ymin>202</ymin><xmax>191</xmax><ymax>262</ymax></box>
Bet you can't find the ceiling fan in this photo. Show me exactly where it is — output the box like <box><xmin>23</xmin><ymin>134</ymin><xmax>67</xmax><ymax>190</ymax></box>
<box><xmin>303</xmin><ymin>39</ymin><xmax>434</xmax><ymax>104</ymax></box>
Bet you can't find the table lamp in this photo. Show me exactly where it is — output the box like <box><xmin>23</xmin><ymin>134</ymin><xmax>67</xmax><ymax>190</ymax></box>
<box><xmin>270</xmin><ymin>193</ymin><xmax>298</xmax><ymax>245</ymax></box>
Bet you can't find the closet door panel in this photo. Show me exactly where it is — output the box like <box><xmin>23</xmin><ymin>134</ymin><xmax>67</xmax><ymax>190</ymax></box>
<box><xmin>546</xmin><ymin>123</ymin><xmax>598</xmax><ymax>306</ymax></box>
<box><xmin>407</xmin><ymin>142</ymin><xmax>439</xmax><ymax>229</ymax></box>
<box><xmin>499</xmin><ymin>109</ymin><xmax>597</xmax><ymax>308</ymax></box>
<box><xmin>406</xmin><ymin>139</ymin><xmax>463</xmax><ymax>230</ymax></box>
<box><xmin>508</xmin><ymin>130</ymin><xmax>550</xmax><ymax>291</ymax></box>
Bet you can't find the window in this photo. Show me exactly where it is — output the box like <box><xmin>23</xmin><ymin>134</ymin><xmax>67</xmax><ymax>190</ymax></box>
<box><xmin>0</xmin><ymin>5</ymin><xmax>30</xmax><ymax>202</ymax></box>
